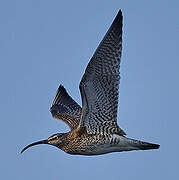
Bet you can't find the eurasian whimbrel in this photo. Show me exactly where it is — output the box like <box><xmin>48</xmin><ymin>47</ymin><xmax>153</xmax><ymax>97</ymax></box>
<box><xmin>21</xmin><ymin>10</ymin><xmax>160</xmax><ymax>155</ymax></box>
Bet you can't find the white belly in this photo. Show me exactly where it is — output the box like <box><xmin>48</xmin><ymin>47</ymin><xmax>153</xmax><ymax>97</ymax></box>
<box><xmin>78</xmin><ymin>134</ymin><xmax>140</xmax><ymax>155</ymax></box>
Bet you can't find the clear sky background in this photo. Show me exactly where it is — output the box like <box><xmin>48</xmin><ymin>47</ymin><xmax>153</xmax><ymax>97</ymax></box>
<box><xmin>0</xmin><ymin>0</ymin><xmax>178</xmax><ymax>179</ymax></box>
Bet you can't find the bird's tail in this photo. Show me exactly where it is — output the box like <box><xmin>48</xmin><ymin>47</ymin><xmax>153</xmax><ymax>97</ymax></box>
<box><xmin>127</xmin><ymin>137</ymin><xmax>160</xmax><ymax>151</ymax></box>
<box><xmin>137</xmin><ymin>141</ymin><xmax>160</xmax><ymax>150</ymax></box>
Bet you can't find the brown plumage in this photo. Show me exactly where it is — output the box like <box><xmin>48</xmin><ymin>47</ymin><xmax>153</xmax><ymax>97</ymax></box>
<box><xmin>21</xmin><ymin>10</ymin><xmax>160</xmax><ymax>155</ymax></box>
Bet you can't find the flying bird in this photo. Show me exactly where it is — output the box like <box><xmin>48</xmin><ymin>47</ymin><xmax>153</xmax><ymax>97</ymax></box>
<box><xmin>21</xmin><ymin>10</ymin><xmax>160</xmax><ymax>155</ymax></box>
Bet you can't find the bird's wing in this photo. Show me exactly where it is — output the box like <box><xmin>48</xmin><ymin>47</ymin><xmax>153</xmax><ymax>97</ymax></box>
<box><xmin>79</xmin><ymin>10</ymin><xmax>126</xmax><ymax>136</ymax></box>
<box><xmin>50</xmin><ymin>85</ymin><xmax>82</xmax><ymax>130</ymax></box>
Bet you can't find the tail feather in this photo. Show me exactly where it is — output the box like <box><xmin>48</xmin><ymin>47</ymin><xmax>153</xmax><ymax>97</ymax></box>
<box><xmin>127</xmin><ymin>137</ymin><xmax>160</xmax><ymax>151</ymax></box>
<box><xmin>138</xmin><ymin>141</ymin><xmax>160</xmax><ymax>150</ymax></box>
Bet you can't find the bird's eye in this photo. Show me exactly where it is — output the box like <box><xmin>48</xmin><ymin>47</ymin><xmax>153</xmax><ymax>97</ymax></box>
<box><xmin>48</xmin><ymin>135</ymin><xmax>58</xmax><ymax>141</ymax></box>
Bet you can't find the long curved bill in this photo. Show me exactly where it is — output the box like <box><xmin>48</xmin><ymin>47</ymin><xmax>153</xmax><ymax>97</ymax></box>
<box><xmin>21</xmin><ymin>140</ymin><xmax>48</xmax><ymax>153</ymax></box>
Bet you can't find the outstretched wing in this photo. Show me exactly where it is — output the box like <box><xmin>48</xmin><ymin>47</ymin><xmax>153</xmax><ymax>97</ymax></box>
<box><xmin>50</xmin><ymin>85</ymin><xmax>82</xmax><ymax>130</ymax></box>
<box><xmin>79</xmin><ymin>10</ymin><xmax>126</xmax><ymax>135</ymax></box>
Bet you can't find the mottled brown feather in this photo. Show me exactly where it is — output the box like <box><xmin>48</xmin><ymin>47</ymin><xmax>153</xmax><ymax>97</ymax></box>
<box><xmin>50</xmin><ymin>85</ymin><xmax>82</xmax><ymax>130</ymax></box>
<box><xmin>79</xmin><ymin>10</ymin><xmax>126</xmax><ymax>136</ymax></box>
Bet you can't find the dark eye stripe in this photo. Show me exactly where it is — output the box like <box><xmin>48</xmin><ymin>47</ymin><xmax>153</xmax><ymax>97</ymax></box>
<box><xmin>49</xmin><ymin>136</ymin><xmax>58</xmax><ymax>141</ymax></box>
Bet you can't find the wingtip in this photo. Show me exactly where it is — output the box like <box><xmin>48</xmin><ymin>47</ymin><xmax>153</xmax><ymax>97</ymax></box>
<box><xmin>113</xmin><ymin>9</ymin><xmax>123</xmax><ymax>26</ymax></box>
<box><xmin>56</xmin><ymin>84</ymin><xmax>69</xmax><ymax>97</ymax></box>
<box><xmin>117</xmin><ymin>9</ymin><xmax>122</xmax><ymax>17</ymax></box>
<box><xmin>58</xmin><ymin>84</ymin><xmax>66</xmax><ymax>92</ymax></box>
<box><xmin>51</xmin><ymin>84</ymin><xmax>67</xmax><ymax>108</ymax></box>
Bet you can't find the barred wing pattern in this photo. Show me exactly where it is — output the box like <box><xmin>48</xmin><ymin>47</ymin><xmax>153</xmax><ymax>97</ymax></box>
<box><xmin>50</xmin><ymin>85</ymin><xmax>82</xmax><ymax>130</ymax></box>
<box><xmin>79</xmin><ymin>10</ymin><xmax>126</xmax><ymax>135</ymax></box>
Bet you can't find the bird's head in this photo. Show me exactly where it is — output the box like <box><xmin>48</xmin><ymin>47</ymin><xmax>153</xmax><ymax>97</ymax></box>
<box><xmin>47</xmin><ymin>133</ymin><xmax>67</xmax><ymax>146</ymax></box>
<box><xmin>21</xmin><ymin>133</ymin><xmax>67</xmax><ymax>153</ymax></box>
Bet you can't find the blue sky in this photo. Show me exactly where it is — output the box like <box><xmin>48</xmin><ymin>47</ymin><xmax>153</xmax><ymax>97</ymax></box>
<box><xmin>0</xmin><ymin>0</ymin><xmax>178</xmax><ymax>179</ymax></box>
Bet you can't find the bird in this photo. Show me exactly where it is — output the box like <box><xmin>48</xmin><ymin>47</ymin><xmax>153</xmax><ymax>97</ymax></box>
<box><xmin>21</xmin><ymin>10</ymin><xmax>160</xmax><ymax>155</ymax></box>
